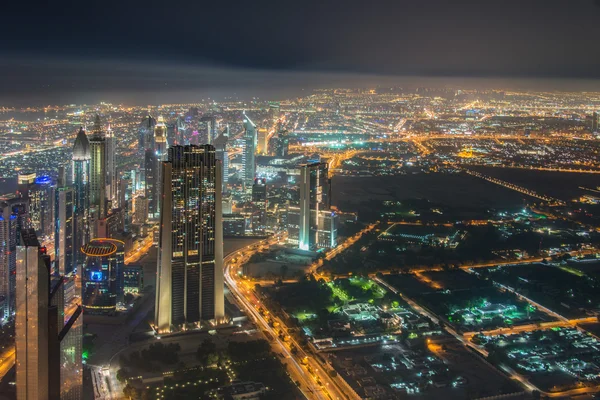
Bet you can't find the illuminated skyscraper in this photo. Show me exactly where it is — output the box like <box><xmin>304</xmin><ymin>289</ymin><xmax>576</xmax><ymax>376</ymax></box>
<box><xmin>138</xmin><ymin>115</ymin><xmax>157</xmax><ymax>193</ymax></box>
<box><xmin>155</xmin><ymin>145</ymin><xmax>224</xmax><ymax>333</ymax></box>
<box><xmin>290</xmin><ymin>162</ymin><xmax>333</xmax><ymax>251</ymax></box>
<box><xmin>81</xmin><ymin>238</ymin><xmax>124</xmax><ymax>314</ymax></box>
<box><xmin>242</xmin><ymin>113</ymin><xmax>257</xmax><ymax>188</ymax></box>
<box><xmin>138</xmin><ymin>115</ymin><xmax>157</xmax><ymax>159</ymax></box>
<box><xmin>25</xmin><ymin>175</ymin><xmax>55</xmax><ymax>238</ymax></box>
<box><xmin>153</xmin><ymin>116</ymin><xmax>168</xmax><ymax>218</ymax></box>
<box><xmin>144</xmin><ymin>149</ymin><xmax>157</xmax><ymax>218</ymax></box>
<box><xmin>593</xmin><ymin>111</ymin><xmax>599</xmax><ymax>133</ymax></box>
<box><xmin>72</xmin><ymin>127</ymin><xmax>91</xmax><ymax>265</ymax></box>
<box><xmin>16</xmin><ymin>229</ymin><xmax>83</xmax><ymax>400</ymax></box>
<box><xmin>0</xmin><ymin>199</ymin><xmax>18</xmax><ymax>320</ymax></box>
<box><xmin>175</xmin><ymin>116</ymin><xmax>187</xmax><ymax>145</ymax></box>
<box><xmin>213</xmin><ymin>127</ymin><xmax>229</xmax><ymax>186</ymax></box>
<box><xmin>105</xmin><ymin>122</ymin><xmax>116</xmax><ymax>206</ymax></box>
<box><xmin>251</xmin><ymin>178</ymin><xmax>267</xmax><ymax>233</ymax></box>
<box><xmin>89</xmin><ymin>115</ymin><xmax>106</xmax><ymax>219</ymax></box>
<box><xmin>55</xmin><ymin>185</ymin><xmax>75</xmax><ymax>276</ymax></box>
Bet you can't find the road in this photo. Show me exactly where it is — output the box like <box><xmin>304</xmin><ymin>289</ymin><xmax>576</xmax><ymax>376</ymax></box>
<box><xmin>462</xmin><ymin>317</ymin><xmax>598</xmax><ymax>339</ymax></box>
<box><xmin>225</xmin><ymin>233</ymin><xmax>359</xmax><ymax>400</ymax></box>
<box><xmin>0</xmin><ymin>346</ymin><xmax>15</xmax><ymax>381</ymax></box>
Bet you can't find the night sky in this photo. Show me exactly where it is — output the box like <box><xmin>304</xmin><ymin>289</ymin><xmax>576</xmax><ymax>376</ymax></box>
<box><xmin>2</xmin><ymin>0</ymin><xmax>600</xmax><ymax>105</ymax></box>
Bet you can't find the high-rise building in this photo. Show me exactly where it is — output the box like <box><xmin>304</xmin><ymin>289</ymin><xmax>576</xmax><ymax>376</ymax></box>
<box><xmin>257</xmin><ymin>128</ymin><xmax>269</xmax><ymax>155</ymax></box>
<box><xmin>200</xmin><ymin>115</ymin><xmax>217</xmax><ymax>144</ymax></box>
<box><xmin>153</xmin><ymin>116</ymin><xmax>168</xmax><ymax>218</ymax></box>
<box><xmin>214</xmin><ymin>127</ymin><xmax>229</xmax><ymax>186</ymax></box>
<box><xmin>269</xmin><ymin>131</ymin><xmax>289</xmax><ymax>157</ymax></box>
<box><xmin>593</xmin><ymin>111</ymin><xmax>599</xmax><ymax>132</ymax></box>
<box><xmin>138</xmin><ymin>115</ymin><xmax>157</xmax><ymax>194</ymax></box>
<box><xmin>138</xmin><ymin>115</ymin><xmax>157</xmax><ymax>159</ymax></box>
<box><xmin>0</xmin><ymin>199</ymin><xmax>18</xmax><ymax>321</ymax></box>
<box><xmin>290</xmin><ymin>162</ymin><xmax>332</xmax><ymax>251</ymax></box>
<box><xmin>144</xmin><ymin>149</ymin><xmax>157</xmax><ymax>218</ymax></box>
<box><xmin>0</xmin><ymin>194</ymin><xmax>29</xmax><ymax>320</ymax></box>
<box><xmin>81</xmin><ymin>238</ymin><xmax>124</xmax><ymax>314</ymax></box>
<box><xmin>16</xmin><ymin>229</ymin><xmax>83</xmax><ymax>400</ymax></box>
<box><xmin>25</xmin><ymin>175</ymin><xmax>55</xmax><ymax>238</ymax></box>
<box><xmin>55</xmin><ymin>185</ymin><xmax>75</xmax><ymax>276</ymax></box>
<box><xmin>242</xmin><ymin>113</ymin><xmax>257</xmax><ymax>188</ymax></box>
<box><xmin>89</xmin><ymin>115</ymin><xmax>107</xmax><ymax>220</ymax></box>
<box><xmin>251</xmin><ymin>178</ymin><xmax>267</xmax><ymax>233</ymax></box>
<box><xmin>72</xmin><ymin>127</ymin><xmax>91</xmax><ymax>266</ymax></box>
<box><xmin>105</xmin><ymin>122</ymin><xmax>116</xmax><ymax>206</ymax></box>
<box><xmin>175</xmin><ymin>116</ymin><xmax>187</xmax><ymax>145</ymax></box>
<box><xmin>155</xmin><ymin>145</ymin><xmax>225</xmax><ymax>333</ymax></box>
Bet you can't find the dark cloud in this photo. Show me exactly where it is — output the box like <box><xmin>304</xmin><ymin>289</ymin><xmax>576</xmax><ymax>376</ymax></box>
<box><xmin>1</xmin><ymin>0</ymin><xmax>600</xmax><ymax>104</ymax></box>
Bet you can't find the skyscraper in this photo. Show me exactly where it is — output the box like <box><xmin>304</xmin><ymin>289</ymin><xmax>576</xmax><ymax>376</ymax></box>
<box><xmin>55</xmin><ymin>185</ymin><xmax>75</xmax><ymax>276</ymax></box>
<box><xmin>153</xmin><ymin>116</ymin><xmax>168</xmax><ymax>217</ymax></box>
<box><xmin>138</xmin><ymin>115</ymin><xmax>157</xmax><ymax>194</ymax></box>
<box><xmin>138</xmin><ymin>115</ymin><xmax>157</xmax><ymax>159</ymax></box>
<box><xmin>89</xmin><ymin>115</ymin><xmax>106</xmax><ymax>220</ymax></box>
<box><xmin>290</xmin><ymin>162</ymin><xmax>334</xmax><ymax>251</ymax></box>
<box><xmin>155</xmin><ymin>145</ymin><xmax>224</xmax><ymax>333</ymax></box>
<box><xmin>72</xmin><ymin>127</ymin><xmax>91</xmax><ymax>265</ymax></box>
<box><xmin>593</xmin><ymin>111</ymin><xmax>599</xmax><ymax>133</ymax></box>
<box><xmin>16</xmin><ymin>229</ymin><xmax>83</xmax><ymax>400</ymax></box>
<box><xmin>105</xmin><ymin>122</ymin><xmax>116</xmax><ymax>206</ymax></box>
<box><xmin>144</xmin><ymin>149</ymin><xmax>157</xmax><ymax>218</ymax></box>
<box><xmin>0</xmin><ymin>198</ymin><xmax>18</xmax><ymax>321</ymax></box>
<box><xmin>16</xmin><ymin>230</ymin><xmax>53</xmax><ymax>400</ymax></box>
<box><xmin>242</xmin><ymin>113</ymin><xmax>257</xmax><ymax>188</ymax></box>
<box><xmin>27</xmin><ymin>175</ymin><xmax>55</xmax><ymax>238</ymax></box>
<box><xmin>251</xmin><ymin>178</ymin><xmax>267</xmax><ymax>233</ymax></box>
<box><xmin>214</xmin><ymin>127</ymin><xmax>229</xmax><ymax>186</ymax></box>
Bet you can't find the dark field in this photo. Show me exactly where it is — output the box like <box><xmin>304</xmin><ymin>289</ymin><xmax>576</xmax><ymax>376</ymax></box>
<box><xmin>332</xmin><ymin>172</ymin><xmax>529</xmax><ymax>209</ymax></box>
<box><xmin>480</xmin><ymin>263</ymin><xmax>600</xmax><ymax>319</ymax></box>
<box><xmin>383</xmin><ymin>271</ymin><xmax>552</xmax><ymax>332</ymax></box>
<box><xmin>469</xmin><ymin>167</ymin><xmax>600</xmax><ymax>201</ymax></box>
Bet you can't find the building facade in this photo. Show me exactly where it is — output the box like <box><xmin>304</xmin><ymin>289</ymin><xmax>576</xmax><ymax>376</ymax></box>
<box><xmin>155</xmin><ymin>145</ymin><xmax>225</xmax><ymax>333</ymax></box>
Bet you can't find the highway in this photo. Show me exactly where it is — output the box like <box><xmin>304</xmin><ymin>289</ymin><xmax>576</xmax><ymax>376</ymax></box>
<box><xmin>0</xmin><ymin>346</ymin><xmax>15</xmax><ymax>381</ymax></box>
<box><xmin>224</xmin><ymin>233</ymin><xmax>360</xmax><ymax>400</ymax></box>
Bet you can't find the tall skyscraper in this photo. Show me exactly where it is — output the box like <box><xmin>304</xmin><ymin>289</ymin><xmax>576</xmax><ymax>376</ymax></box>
<box><xmin>175</xmin><ymin>116</ymin><xmax>187</xmax><ymax>145</ymax></box>
<box><xmin>257</xmin><ymin>128</ymin><xmax>269</xmax><ymax>155</ymax></box>
<box><xmin>138</xmin><ymin>115</ymin><xmax>157</xmax><ymax>159</ymax></box>
<box><xmin>16</xmin><ymin>229</ymin><xmax>83</xmax><ymax>400</ymax></box>
<box><xmin>89</xmin><ymin>115</ymin><xmax>106</xmax><ymax>220</ymax></box>
<box><xmin>214</xmin><ymin>127</ymin><xmax>229</xmax><ymax>186</ymax></box>
<box><xmin>242</xmin><ymin>113</ymin><xmax>257</xmax><ymax>188</ymax></box>
<box><xmin>291</xmin><ymin>162</ymin><xmax>333</xmax><ymax>251</ymax></box>
<box><xmin>0</xmin><ymin>194</ymin><xmax>29</xmax><ymax>320</ymax></box>
<box><xmin>105</xmin><ymin>122</ymin><xmax>117</xmax><ymax>206</ymax></box>
<box><xmin>251</xmin><ymin>178</ymin><xmax>267</xmax><ymax>233</ymax></box>
<box><xmin>593</xmin><ymin>111</ymin><xmax>599</xmax><ymax>133</ymax></box>
<box><xmin>81</xmin><ymin>239</ymin><xmax>124</xmax><ymax>314</ymax></box>
<box><xmin>155</xmin><ymin>145</ymin><xmax>224</xmax><ymax>333</ymax></box>
<box><xmin>153</xmin><ymin>115</ymin><xmax>168</xmax><ymax>218</ymax></box>
<box><xmin>26</xmin><ymin>175</ymin><xmax>55</xmax><ymax>238</ymax></box>
<box><xmin>144</xmin><ymin>149</ymin><xmax>157</xmax><ymax>218</ymax></box>
<box><xmin>0</xmin><ymin>198</ymin><xmax>18</xmax><ymax>321</ymax></box>
<box><xmin>72</xmin><ymin>127</ymin><xmax>91</xmax><ymax>265</ymax></box>
<box><xmin>55</xmin><ymin>185</ymin><xmax>75</xmax><ymax>276</ymax></box>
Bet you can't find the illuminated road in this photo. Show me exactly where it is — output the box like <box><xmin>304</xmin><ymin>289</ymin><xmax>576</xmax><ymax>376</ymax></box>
<box><xmin>463</xmin><ymin>317</ymin><xmax>598</xmax><ymax>339</ymax></box>
<box><xmin>225</xmin><ymin>233</ymin><xmax>359</xmax><ymax>400</ymax></box>
<box><xmin>0</xmin><ymin>347</ymin><xmax>15</xmax><ymax>381</ymax></box>
<box><xmin>124</xmin><ymin>234</ymin><xmax>153</xmax><ymax>265</ymax></box>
